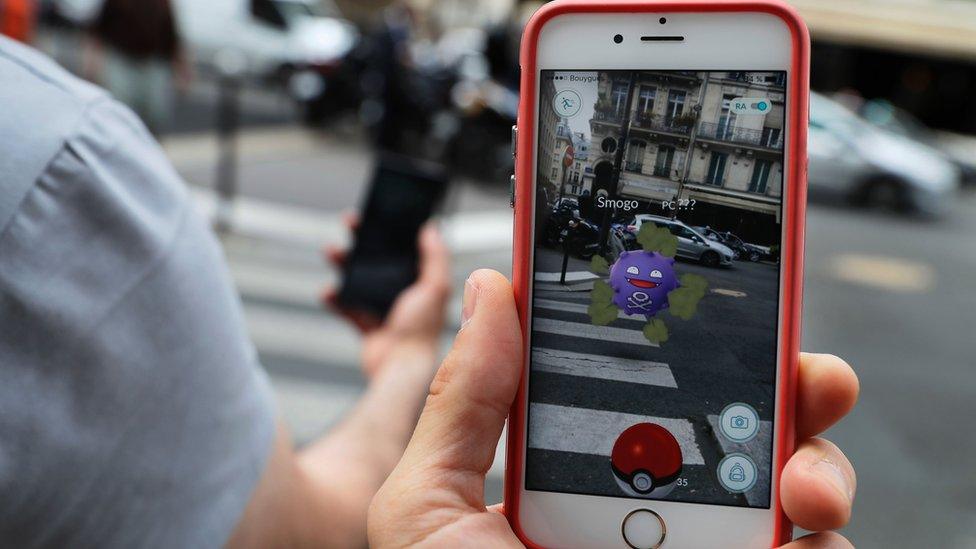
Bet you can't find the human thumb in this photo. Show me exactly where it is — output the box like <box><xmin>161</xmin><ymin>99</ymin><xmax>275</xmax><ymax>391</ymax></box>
<box><xmin>380</xmin><ymin>269</ymin><xmax>523</xmax><ymax>510</ymax></box>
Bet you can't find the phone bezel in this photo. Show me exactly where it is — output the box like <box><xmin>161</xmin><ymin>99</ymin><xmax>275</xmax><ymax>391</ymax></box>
<box><xmin>505</xmin><ymin>3</ymin><xmax>810</xmax><ymax>548</ymax></box>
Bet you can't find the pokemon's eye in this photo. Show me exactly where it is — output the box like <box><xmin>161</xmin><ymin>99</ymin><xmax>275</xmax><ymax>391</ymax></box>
<box><xmin>650</xmin><ymin>270</ymin><xmax>663</xmax><ymax>278</ymax></box>
<box><xmin>626</xmin><ymin>266</ymin><xmax>640</xmax><ymax>275</ymax></box>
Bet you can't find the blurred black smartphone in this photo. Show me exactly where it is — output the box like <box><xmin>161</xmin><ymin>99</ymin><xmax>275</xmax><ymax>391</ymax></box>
<box><xmin>337</xmin><ymin>154</ymin><xmax>449</xmax><ymax>319</ymax></box>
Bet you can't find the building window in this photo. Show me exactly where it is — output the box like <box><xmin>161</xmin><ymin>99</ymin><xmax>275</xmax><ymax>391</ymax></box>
<box><xmin>653</xmin><ymin>145</ymin><xmax>675</xmax><ymax>177</ymax></box>
<box><xmin>750</xmin><ymin>160</ymin><xmax>773</xmax><ymax>193</ymax></box>
<box><xmin>761</xmin><ymin>127</ymin><xmax>782</xmax><ymax>147</ymax></box>
<box><xmin>612</xmin><ymin>82</ymin><xmax>629</xmax><ymax>115</ymax></box>
<box><xmin>705</xmin><ymin>152</ymin><xmax>728</xmax><ymax>185</ymax></box>
<box><xmin>638</xmin><ymin>86</ymin><xmax>656</xmax><ymax>115</ymax></box>
<box><xmin>666</xmin><ymin>90</ymin><xmax>686</xmax><ymax>121</ymax></box>
<box><xmin>601</xmin><ymin>137</ymin><xmax>618</xmax><ymax>154</ymax></box>
<box><xmin>626</xmin><ymin>141</ymin><xmax>647</xmax><ymax>172</ymax></box>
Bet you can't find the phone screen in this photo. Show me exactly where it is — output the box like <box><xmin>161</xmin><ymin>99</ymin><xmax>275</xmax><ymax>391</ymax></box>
<box><xmin>526</xmin><ymin>70</ymin><xmax>786</xmax><ymax>509</ymax></box>
<box><xmin>338</xmin><ymin>155</ymin><xmax>448</xmax><ymax>318</ymax></box>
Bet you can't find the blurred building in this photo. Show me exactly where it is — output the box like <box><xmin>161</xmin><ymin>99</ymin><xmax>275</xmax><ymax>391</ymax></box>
<box><xmin>581</xmin><ymin>71</ymin><xmax>785</xmax><ymax>241</ymax></box>
<box><xmin>536</xmin><ymin>76</ymin><xmax>561</xmax><ymax>199</ymax></box>
<box><xmin>566</xmin><ymin>131</ymin><xmax>591</xmax><ymax>196</ymax></box>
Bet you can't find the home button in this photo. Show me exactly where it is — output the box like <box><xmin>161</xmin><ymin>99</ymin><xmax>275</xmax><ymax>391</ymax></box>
<box><xmin>621</xmin><ymin>509</ymin><xmax>666</xmax><ymax>549</ymax></box>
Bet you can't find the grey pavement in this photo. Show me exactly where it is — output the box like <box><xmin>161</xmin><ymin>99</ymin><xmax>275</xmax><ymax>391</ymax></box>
<box><xmin>167</xmin><ymin>126</ymin><xmax>976</xmax><ymax>548</ymax></box>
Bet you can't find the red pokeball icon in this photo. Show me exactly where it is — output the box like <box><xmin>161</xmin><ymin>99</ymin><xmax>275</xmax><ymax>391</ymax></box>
<box><xmin>610</xmin><ymin>423</ymin><xmax>683</xmax><ymax>497</ymax></box>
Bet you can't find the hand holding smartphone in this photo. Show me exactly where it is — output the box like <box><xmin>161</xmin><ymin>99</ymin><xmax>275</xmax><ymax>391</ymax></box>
<box><xmin>337</xmin><ymin>154</ymin><xmax>449</xmax><ymax>319</ymax></box>
<box><xmin>505</xmin><ymin>2</ymin><xmax>809</xmax><ymax>547</ymax></box>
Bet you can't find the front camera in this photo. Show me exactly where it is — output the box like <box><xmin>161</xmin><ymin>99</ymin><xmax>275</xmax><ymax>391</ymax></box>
<box><xmin>613</xmin><ymin>34</ymin><xmax>624</xmax><ymax>44</ymax></box>
<box><xmin>659</xmin><ymin>17</ymin><xmax>668</xmax><ymax>24</ymax></box>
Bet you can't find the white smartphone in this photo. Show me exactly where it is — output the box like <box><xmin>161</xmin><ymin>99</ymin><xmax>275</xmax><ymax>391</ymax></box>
<box><xmin>506</xmin><ymin>2</ymin><xmax>809</xmax><ymax>548</ymax></box>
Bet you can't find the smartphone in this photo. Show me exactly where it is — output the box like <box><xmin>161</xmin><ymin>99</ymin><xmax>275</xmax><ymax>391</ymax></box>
<box><xmin>337</xmin><ymin>154</ymin><xmax>448</xmax><ymax>318</ymax></box>
<box><xmin>505</xmin><ymin>2</ymin><xmax>809</xmax><ymax>547</ymax></box>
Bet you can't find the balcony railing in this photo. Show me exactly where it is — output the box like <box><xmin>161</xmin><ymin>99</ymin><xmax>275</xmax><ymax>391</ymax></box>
<box><xmin>593</xmin><ymin>109</ymin><xmax>624</xmax><ymax>124</ymax></box>
<box><xmin>625</xmin><ymin>161</ymin><xmax>644</xmax><ymax>173</ymax></box>
<box><xmin>652</xmin><ymin>165</ymin><xmax>674</xmax><ymax>178</ymax></box>
<box><xmin>633</xmin><ymin>114</ymin><xmax>693</xmax><ymax>135</ymax></box>
<box><xmin>697</xmin><ymin>122</ymin><xmax>784</xmax><ymax>150</ymax></box>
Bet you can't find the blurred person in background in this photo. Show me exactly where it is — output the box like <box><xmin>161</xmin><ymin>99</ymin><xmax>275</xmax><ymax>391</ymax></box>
<box><xmin>83</xmin><ymin>0</ymin><xmax>190</xmax><ymax>134</ymax></box>
<box><xmin>0</xmin><ymin>24</ymin><xmax>861</xmax><ymax>549</ymax></box>
<box><xmin>0</xmin><ymin>0</ymin><xmax>35</xmax><ymax>42</ymax></box>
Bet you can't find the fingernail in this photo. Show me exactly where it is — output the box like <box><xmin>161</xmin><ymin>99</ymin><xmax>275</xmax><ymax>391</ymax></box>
<box><xmin>460</xmin><ymin>277</ymin><xmax>478</xmax><ymax>331</ymax></box>
<box><xmin>812</xmin><ymin>456</ymin><xmax>853</xmax><ymax>503</ymax></box>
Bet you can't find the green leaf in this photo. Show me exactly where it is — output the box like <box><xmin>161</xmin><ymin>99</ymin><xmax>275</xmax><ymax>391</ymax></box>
<box><xmin>636</xmin><ymin>224</ymin><xmax>678</xmax><ymax>257</ymax></box>
<box><xmin>679</xmin><ymin>273</ymin><xmax>709</xmax><ymax>293</ymax></box>
<box><xmin>590</xmin><ymin>255</ymin><xmax>610</xmax><ymax>275</ymax></box>
<box><xmin>667</xmin><ymin>287</ymin><xmax>704</xmax><ymax>320</ymax></box>
<box><xmin>588</xmin><ymin>280</ymin><xmax>618</xmax><ymax>326</ymax></box>
<box><xmin>588</xmin><ymin>303</ymin><xmax>619</xmax><ymax>326</ymax></box>
<box><xmin>643</xmin><ymin>318</ymin><xmax>670</xmax><ymax>344</ymax></box>
<box><xmin>591</xmin><ymin>280</ymin><xmax>614</xmax><ymax>305</ymax></box>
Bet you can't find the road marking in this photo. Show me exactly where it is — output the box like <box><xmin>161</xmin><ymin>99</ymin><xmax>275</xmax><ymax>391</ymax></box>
<box><xmin>828</xmin><ymin>254</ymin><xmax>935</xmax><ymax>293</ymax></box>
<box><xmin>191</xmin><ymin>188</ymin><xmax>513</xmax><ymax>254</ymax></box>
<box><xmin>535</xmin><ymin>271</ymin><xmax>600</xmax><ymax>283</ymax></box>
<box><xmin>534</xmin><ymin>298</ymin><xmax>588</xmax><ymax>314</ymax></box>
<box><xmin>528</xmin><ymin>403</ymin><xmax>704</xmax><ymax>465</ymax></box>
<box><xmin>533</xmin><ymin>317</ymin><xmax>659</xmax><ymax>347</ymax></box>
<box><xmin>712</xmin><ymin>288</ymin><xmax>748</xmax><ymax>298</ymax></box>
<box><xmin>534</xmin><ymin>298</ymin><xmax>670</xmax><ymax>323</ymax></box>
<box><xmin>532</xmin><ymin>348</ymin><xmax>676</xmax><ymax>388</ymax></box>
<box><xmin>244</xmin><ymin>302</ymin><xmax>362</xmax><ymax>367</ymax></box>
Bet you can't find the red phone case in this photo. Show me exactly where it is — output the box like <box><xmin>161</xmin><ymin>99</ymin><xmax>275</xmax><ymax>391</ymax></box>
<box><xmin>505</xmin><ymin>1</ymin><xmax>810</xmax><ymax>547</ymax></box>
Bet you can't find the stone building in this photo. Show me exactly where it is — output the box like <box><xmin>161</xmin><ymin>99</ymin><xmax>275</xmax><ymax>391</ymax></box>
<box><xmin>585</xmin><ymin>70</ymin><xmax>786</xmax><ymax>242</ymax></box>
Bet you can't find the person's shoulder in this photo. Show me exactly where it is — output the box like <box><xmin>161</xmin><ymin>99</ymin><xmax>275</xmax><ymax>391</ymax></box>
<box><xmin>0</xmin><ymin>36</ymin><xmax>112</xmax><ymax>229</ymax></box>
<box><xmin>0</xmin><ymin>35</ymin><xmax>108</xmax><ymax>138</ymax></box>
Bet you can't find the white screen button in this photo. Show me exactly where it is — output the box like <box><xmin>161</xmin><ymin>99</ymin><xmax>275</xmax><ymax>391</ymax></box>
<box><xmin>621</xmin><ymin>509</ymin><xmax>666</xmax><ymax>549</ymax></box>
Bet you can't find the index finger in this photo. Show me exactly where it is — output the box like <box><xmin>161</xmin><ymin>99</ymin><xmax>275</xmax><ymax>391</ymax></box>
<box><xmin>795</xmin><ymin>353</ymin><xmax>859</xmax><ymax>440</ymax></box>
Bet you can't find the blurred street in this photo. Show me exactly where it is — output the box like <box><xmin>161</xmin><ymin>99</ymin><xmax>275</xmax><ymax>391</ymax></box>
<box><xmin>12</xmin><ymin>0</ymin><xmax>976</xmax><ymax>545</ymax></box>
<box><xmin>162</xmin><ymin>118</ymin><xmax>976</xmax><ymax>547</ymax></box>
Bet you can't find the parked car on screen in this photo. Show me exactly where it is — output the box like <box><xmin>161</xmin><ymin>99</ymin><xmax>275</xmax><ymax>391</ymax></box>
<box><xmin>630</xmin><ymin>215</ymin><xmax>735</xmax><ymax>268</ymax></box>
<box><xmin>808</xmin><ymin>92</ymin><xmax>960</xmax><ymax>216</ymax></box>
<box><xmin>694</xmin><ymin>227</ymin><xmax>770</xmax><ymax>262</ymax></box>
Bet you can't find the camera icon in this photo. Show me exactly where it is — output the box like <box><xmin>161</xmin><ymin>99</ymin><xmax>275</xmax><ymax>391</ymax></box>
<box><xmin>719</xmin><ymin>403</ymin><xmax>759</xmax><ymax>443</ymax></box>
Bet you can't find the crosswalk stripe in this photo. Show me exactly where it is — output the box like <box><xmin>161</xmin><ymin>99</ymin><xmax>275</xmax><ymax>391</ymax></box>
<box><xmin>535</xmin><ymin>271</ymin><xmax>600</xmax><ymax>283</ymax></box>
<box><xmin>532</xmin><ymin>348</ymin><xmax>676</xmax><ymax>388</ymax></box>
<box><xmin>192</xmin><ymin>188</ymin><xmax>514</xmax><ymax>254</ymax></box>
<box><xmin>244</xmin><ymin>302</ymin><xmax>363</xmax><ymax>368</ymax></box>
<box><xmin>534</xmin><ymin>298</ymin><xmax>590</xmax><ymax>315</ymax></box>
<box><xmin>532</xmin><ymin>317</ymin><xmax>659</xmax><ymax>348</ymax></box>
<box><xmin>534</xmin><ymin>298</ymin><xmax>648</xmax><ymax>323</ymax></box>
<box><xmin>528</xmin><ymin>403</ymin><xmax>704</xmax><ymax>465</ymax></box>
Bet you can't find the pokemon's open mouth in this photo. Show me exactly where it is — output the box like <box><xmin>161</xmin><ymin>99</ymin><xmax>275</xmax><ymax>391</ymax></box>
<box><xmin>627</xmin><ymin>278</ymin><xmax>660</xmax><ymax>289</ymax></box>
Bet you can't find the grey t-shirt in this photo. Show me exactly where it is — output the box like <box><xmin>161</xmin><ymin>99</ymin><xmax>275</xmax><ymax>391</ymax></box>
<box><xmin>0</xmin><ymin>37</ymin><xmax>275</xmax><ymax>548</ymax></box>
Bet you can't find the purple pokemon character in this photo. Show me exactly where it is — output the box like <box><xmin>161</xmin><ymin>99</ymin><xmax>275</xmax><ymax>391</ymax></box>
<box><xmin>608</xmin><ymin>251</ymin><xmax>680</xmax><ymax>318</ymax></box>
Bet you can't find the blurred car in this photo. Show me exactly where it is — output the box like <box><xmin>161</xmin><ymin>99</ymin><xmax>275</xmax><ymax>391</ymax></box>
<box><xmin>808</xmin><ymin>92</ymin><xmax>961</xmax><ymax>216</ymax></box>
<box><xmin>631</xmin><ymin>215</ymin><xmax>735</xmax><ymax>267</ymax></box>
<box><xmin>860</xmin><ymin>98</ymin><xmax>976</xmax><ymax>187</ymax></box>
<box><xmin>174</xmin><ymin>0</ymin><xmax>358</xmax><ymax>102</ymax></box>
<box><xmin>694</xmin><ymin>226</ymin><xmax>770</xmax><ymax>262</ymax></box>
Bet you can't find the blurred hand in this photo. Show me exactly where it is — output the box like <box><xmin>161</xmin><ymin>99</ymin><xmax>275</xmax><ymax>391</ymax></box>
<box><xmin>367</xmin><ymin>270</ymin><xmax>859</xmax><ymax>548</ymax></box>
<box><xmin>323</xmin><ymin>216</ymin><xmax>451</xmax><ymax>378</ymax></box>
